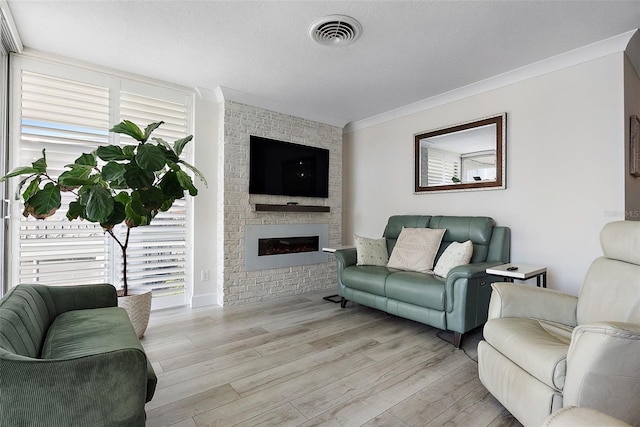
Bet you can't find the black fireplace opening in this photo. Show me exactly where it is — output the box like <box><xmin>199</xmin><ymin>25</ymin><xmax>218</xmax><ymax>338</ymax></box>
<box><xmin>258</xmin><ymin>236</ymin><xmax>320</xmax><ymax>256</ymax></box>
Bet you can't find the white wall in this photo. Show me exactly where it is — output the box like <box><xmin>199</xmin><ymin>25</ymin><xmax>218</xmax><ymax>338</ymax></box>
<box><xmin>191</xmin><ymin>96</ymin><xmax>219</xmax><ymax>307</ymax></box>
<box><xmin>343</xmin><ymin>53</ymin><xmax>626</xmax><ymax>296</ymax></box>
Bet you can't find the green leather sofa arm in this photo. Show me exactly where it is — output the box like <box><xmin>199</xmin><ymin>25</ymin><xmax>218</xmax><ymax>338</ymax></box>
<box><xmin>0</xmin><ymin>348</ymin><xmax>148</xmax><ymax>426</ymax></box>
<box><xmin>444</xmin><ymin>261</ymin><xmax>505</xmax><ymax>313</ymax></box>
<box><xmin>333</xmin><ymin>247</ymin><xmax>357</xmax><ymax>269</ymax></box>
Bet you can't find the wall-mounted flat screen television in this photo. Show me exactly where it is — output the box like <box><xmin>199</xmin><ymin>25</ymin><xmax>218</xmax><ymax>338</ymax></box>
<box><xmin>249</xmin><ymin>136</ymin><xmax>329</xmax><ymax>198</ymax></box>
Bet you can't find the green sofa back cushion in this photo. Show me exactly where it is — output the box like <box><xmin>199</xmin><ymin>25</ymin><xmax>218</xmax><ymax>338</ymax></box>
<box><xmin>430</xmin><ymin>216</ymin><xmax>496</xmax><ymax>263</ymax></box>
<box><xmin>383</xmin><ymin>215</ymin><xmax>432</xmax><ymax>253</ymax></box>
<box><xmin>0</xmin><ymin>285</ymin><xmax>56</xmax><ymax>358</ymax></box>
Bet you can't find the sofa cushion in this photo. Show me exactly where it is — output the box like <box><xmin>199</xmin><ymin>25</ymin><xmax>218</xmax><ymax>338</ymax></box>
<box><xmin>387</xmin><ymin>227</ymin><xmax>445</xmax><ymax>273</ymax></box>
<box><xmin>483</xmin><ymin>317</ymin><xmax>572</xmax><ymax>391</ymax></box>
<box><xmin>354</xmin><ymin>235</ymin><xmax>389</xmax><ymax>266</ymax></box>
<box><xmin>342</xmin><ymin>265</ymin><xmax>392</xmax><ymax>297</ymax></box>
<box><xmin>430</xmin><ymin>216</ymin><xmax>495</xmax><ymax>263</ymax></box>
<box><xmin>42</xmin><ymin>306</ymin><xmax>157</xmax><ymax>402</ymax></box>
<box><xmin>434</xmin><ymin>240</ymin><xmax>473</xmax><ymax>277</ymax></box>
<box><xmin>383</xmin><ymin>215</ymin><xmax>431</xmax><ymax>254</ymax></box>
<box><xmin>0</xmin><ymin>286</ymin><xmax>55</xmax><ymax>358</ymax></box>
<box><xmin>384</xmin><ymin>271</ymin><xmax>446</xmax><ymax>310</ymax></box>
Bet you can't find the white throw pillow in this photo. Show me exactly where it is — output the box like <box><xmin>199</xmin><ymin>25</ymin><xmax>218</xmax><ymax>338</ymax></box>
<box><xmin>354</xmin><ymin>235</ymin><xmax>389</xmax><ymax>266</ymax></box>
<box><xmin>387</xmin><ymin>227</ymin><xmax>445</xmax><ymax>273</ymax></box>
<box><xmin>434</xmin><ymin>240</ymin><xmax>474</xmax><ymax>277</ymax></box>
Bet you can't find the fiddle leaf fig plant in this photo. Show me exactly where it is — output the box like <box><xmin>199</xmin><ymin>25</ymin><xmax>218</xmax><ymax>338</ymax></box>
<box><xmin>0</xmin><ymin>120</ymin><xmax>207</xmax><ymax>296</ymax></box>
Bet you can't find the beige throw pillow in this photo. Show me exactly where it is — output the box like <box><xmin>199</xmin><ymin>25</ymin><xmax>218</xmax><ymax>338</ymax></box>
<box><xmin>355</xmin><ymin>235</ymin><xmax>389</xmax><ymax>266</ymax></box>
<box><xmin>434</xmin><ymin>240</ymin><xmax>474</xmax><ymax>277</ymax></box>
<box><xmin>387</xmin><ymin>227</ymin><xmax>445</xmax><ymax>273</ymax></box>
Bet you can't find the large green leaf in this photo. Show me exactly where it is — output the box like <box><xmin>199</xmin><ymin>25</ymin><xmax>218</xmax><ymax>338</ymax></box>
<box><xmin>142</xmin><ymin>121</ymin><xmax>164</xmax><ymax>142</ymax></box>
<box><xmin>122</xmin><ymin>145</ymin><xmax>136</xmax><ymax>159</ymax></box>
<box><xmin>114</xmin><ymin>191</ymin><xmax>130</xmax><ymax>205</ymax></box>
<box><xmin>58</xmin><ymin>167</ymin><xmax>93</xmax><ymax>188</ymax></box>
<box><xmin>101</xmin><ymin>201</ymin><xmax>126</xmax><ymax>230</ymax></box>
<box><xmin>74</xmin><ymin>152</ymin><xmax>97</xmax><ymax>167</ymax></box>
<box><xmin>173</xmin><ymin>135</ymin><xmax>193</xmax><ymax>157</ymax></box>
<box><xmin>32</xmin><ymin>150</ymin><xmax>47</xmax><ymax>173</ymax></box>
<box><xmin>159</xmin><ymin>171</ymin><xmax>185</xmax><ymax>199</ymax></box>
<box><xmin>136</xmin><ymin>144</ymin><xmax>166</xmax><ymax>172</ymax></box>
<box><xmin>125</xmin><ymin>191</ymin><xmax>150</xmax><ymax>227</ymax></box>
<box><xmin>178</xmin><ymin>159</ymin><xmax>208</xmax><ymax>187</ymax></box>
<box><xmin>138</xmin><ymin>186</ymin><xmax>165</xmax><ymax>211</ymax></box>
<box><xmin>25</xmin><ymin>182</ymin><xmax>61</xmax><ymax>219</ymax></box>
<box><xmin>176</xmin><ymin>170</ymin><xmax>198</xmax><ymax>196</ymax></box>
<box><xmin>85</xmin><ymin>184</ymin><xmax>114</xmax><ymax>222</ymax></box>
<box><xmin>66</xmin><ymin>200</ymin><xmax>85</xmax><ymax>221</ymax></box>
<box><xmin>123</xmin><ymin>164</ymin><xmax>154</xmax><ymax>189</ymax></box>
<box><xmin>96</xmin><ymin>145</ymin><xmax>127</xmax><ymax>161</ymax></box>
<box><xmin>129</xmin><ymin>190</ymin><xmax>148</xmax><ymax>216</ymax></box>
<box><xmin>0</xmin><ymin>166</ymin><xmax>37</xmax><ymax>182</ymax></box>
<box><xmin>22</xmin><ymin>177</ymin><xmax>41</xmax><ymax>202</ymax></box>
<box><xmin>101</xmin><ymin>161</ymin><xmax>126</xmax><ymax>182</ymax></box>
<box><xmin>110</xmin><ymin>120</ymin><xmax>144</xmax><ymax>142</ymax></box>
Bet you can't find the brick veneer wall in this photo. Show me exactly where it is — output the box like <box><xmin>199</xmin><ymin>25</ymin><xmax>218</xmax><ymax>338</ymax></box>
<box><xmin>218</xmin><ymin>100</ymin><xmax>342</xmax><ymax>306</ymax></box>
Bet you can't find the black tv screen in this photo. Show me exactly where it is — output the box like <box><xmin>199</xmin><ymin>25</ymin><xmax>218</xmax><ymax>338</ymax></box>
<box><xmin>249</xmin><ymin>136</ymin><xmax>329</xmax><ymax>198</ymax></box>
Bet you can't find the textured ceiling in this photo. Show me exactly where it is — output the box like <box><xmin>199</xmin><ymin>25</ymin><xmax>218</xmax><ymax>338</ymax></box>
<box><xmin>6</xmin><ymin>1</ymin><xmax>640</xmax><ymax>127</ymax></box>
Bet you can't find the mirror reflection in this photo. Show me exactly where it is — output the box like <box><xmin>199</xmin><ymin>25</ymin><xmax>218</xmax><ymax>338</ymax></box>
<box><xmin>414</xmin><ymin>114</ymin><xmax>506</xmax><ymax>192</ymax></box>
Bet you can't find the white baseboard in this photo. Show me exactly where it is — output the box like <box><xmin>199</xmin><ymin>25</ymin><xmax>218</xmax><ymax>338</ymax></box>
<box><xmin>190</xmin><ymin>292</ymin><xmax>219</xmax><ymax>308</ymax></box>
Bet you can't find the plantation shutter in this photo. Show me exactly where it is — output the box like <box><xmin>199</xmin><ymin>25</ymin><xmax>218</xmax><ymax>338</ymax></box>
<box><xmin>16</xmin><ymin>71</ymin><xmax>112</xmax><ymax>286</ymax></box>
<box><xmin>427</xmin><ymin>148</ymin><xmax>460</xmax><ymax>185</ymax></box>
<box><xmin>9</xmin><ymin>57</ymin><xmax>194</xmax><ymax>309</ymax></box>
<box><xmin>115</xmin><ymin>91</ymin><xmax>191</xmax><ymax>306</ymax></box>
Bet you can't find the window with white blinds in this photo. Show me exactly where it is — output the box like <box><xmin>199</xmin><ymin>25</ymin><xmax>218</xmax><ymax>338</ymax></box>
<box><xmin>426</xmin><ymin>148</ymin><xmax>461</xmax><ymax>185</ymax></box>
<box><xmin>9</xmin><ymin>57</ymin><xmax>194</xmax><ymax>309</ymax></box>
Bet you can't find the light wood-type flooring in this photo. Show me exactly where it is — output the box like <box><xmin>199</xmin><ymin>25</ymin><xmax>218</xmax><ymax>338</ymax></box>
<box><xmin>142</xmin><ymin>292</ymin><xmax>522</xmax><ymax>427</ymax></box>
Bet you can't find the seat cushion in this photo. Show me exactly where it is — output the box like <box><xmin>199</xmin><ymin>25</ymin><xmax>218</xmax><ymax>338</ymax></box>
<box><xmin>384</xmin><ymin>271</ymin><xmax>445</xmax><ymax>310</ymax></box>
<box><xmin>341</xmin><ymin>265</ymin><xmax>392</xmax><ymax>297</ymax></box>
<box><xmin>42</xmin><ymin>306</ymin><xmax>157</xmax><ymax>402</ymax></box>
<box><xmin>483</xmin><ymin>317</ymin><xmax>572</xmax><ymax>391</ymax></box>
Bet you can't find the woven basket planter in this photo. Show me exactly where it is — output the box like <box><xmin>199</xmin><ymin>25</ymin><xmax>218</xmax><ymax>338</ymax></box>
<box><xmin>118</xmin><ymin>288</ymin><xmax>152</xmax><ymax>338</ymax></box>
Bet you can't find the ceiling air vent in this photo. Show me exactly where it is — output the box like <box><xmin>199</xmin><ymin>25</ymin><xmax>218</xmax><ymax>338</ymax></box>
<box><xmin>309</xmin><ymin>15</ymin><xmax>362</xmax><ymax>47</ymax></box>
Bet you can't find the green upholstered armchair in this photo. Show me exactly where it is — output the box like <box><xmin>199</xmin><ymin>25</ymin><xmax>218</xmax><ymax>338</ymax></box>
<box><xmin>0</xmin><ymin>283</ymin><xmax>156</xmax><ymax>426</ymax></box>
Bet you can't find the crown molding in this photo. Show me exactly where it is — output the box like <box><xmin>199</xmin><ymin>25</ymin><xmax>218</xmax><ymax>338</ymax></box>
<box><xmin>344</xmin><ymin>29</ymin><xmax>638</xmax><ymax>134</ymax></box>
<box><xmin>197</xmin><ymin>85</ymin><xmax>348</xmax><ymax>129</ymax></box>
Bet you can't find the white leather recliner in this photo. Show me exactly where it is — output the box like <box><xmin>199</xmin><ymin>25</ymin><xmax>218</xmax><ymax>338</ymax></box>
<box><xmin>477</xmin><ymin>221</ymin><xmax>640</xmax><ymax>427</ymax></box>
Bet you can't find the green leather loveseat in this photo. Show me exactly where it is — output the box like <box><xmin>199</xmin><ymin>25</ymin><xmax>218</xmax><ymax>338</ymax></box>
<box><xmin>334</xmin><ymin>215</ymin><xmax>510</xmax><ymax>348</ymax></box>
<box><xmin>0</xmin><ymin>283</ymin><xmax>157</xmax><ymax>426</ymax></box>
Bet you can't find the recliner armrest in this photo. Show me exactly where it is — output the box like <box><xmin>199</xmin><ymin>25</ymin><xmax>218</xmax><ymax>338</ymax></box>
<box><xmin>487</xmin><ymin>282</ymin><xmax>578</xmax><ymax>326</ymax></box>
<box><xmin>563</xmin><ymin>322</ymin><xmax>640</xmax><ymax>424</ymax></box>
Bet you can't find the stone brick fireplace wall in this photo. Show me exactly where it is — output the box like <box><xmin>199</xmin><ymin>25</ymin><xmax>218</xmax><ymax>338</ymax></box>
<box><xmin>217</xmin><ymin>100</ymin><xmax>342</xmax><ymax>306</ymax></box>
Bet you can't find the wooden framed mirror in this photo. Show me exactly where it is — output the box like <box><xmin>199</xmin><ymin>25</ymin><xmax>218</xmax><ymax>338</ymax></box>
<box><xmin>414</xmin><ymin>113</ymin><xmax>506</xmax><ymax>193</ymax></box>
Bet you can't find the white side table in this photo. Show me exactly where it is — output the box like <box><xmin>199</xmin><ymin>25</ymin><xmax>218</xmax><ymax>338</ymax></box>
<box><xmin>322</xmin><ymin>246</ymin><xmax>355</xmax><ymax>303</ymax></box>
<box><xmin>486</xmin><ymin>263</ymin><xmax>547</xmax><ymax>288</ymax></box>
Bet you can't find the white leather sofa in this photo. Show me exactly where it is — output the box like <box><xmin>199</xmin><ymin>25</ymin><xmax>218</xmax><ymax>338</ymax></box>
<box><xmin>477</xmin><ymin>221</ymin><xmax>640</xmax><ymax>427</ymax></box>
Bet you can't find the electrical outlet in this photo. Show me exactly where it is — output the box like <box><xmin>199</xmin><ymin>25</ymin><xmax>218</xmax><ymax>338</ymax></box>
<box><xmin>201</xmin><ymin>270</ymin><xmax>209</xmax><ymax>281</ymax></box>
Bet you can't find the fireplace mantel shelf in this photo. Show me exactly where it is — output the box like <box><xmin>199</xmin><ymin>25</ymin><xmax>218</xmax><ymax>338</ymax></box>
<box><xmin>254</xmin><ymin>204</ymin><xmax>330</xmax><ymax>213</ymax></box>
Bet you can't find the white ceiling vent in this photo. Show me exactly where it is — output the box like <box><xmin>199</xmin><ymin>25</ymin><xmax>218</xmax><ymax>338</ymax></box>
<box><xmin>309</xmin><ymin>15</ymin><xmax>362</xmax><ymax>47</ymax></box>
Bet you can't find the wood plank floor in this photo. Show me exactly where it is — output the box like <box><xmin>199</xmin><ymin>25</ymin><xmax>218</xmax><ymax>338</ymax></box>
<box><xmin>142</xmin><ymin>292</ymin><xmax>522</xmax><ymax>427</ymax></box>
